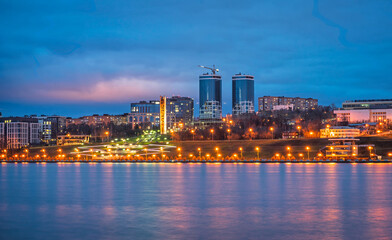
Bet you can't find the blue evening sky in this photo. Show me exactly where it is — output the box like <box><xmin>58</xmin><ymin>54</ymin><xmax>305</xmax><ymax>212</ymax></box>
<box><xmin>0</xmin><ymin>0</ymin><xmax>391</xmax><ymax>117</ymax></box>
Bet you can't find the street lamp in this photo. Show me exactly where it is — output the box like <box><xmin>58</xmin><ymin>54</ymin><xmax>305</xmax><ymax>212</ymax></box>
<box><xmin>306</xmin><ymin>146</ymin><xmax>310</xmax><ymax>160</ymax></box>
<box><xmin>270</xmin><ymin>127</ymin><xmax>274</xmax><ymax>139</ymax></box>
<box><xmin>368</xmin><ymin>146</ymin><xmax>373</xmax><ymax>159</ymax></box>
<box><xmin>190</xmin><ymin>129</ymin><xmax>195</xmax><ymax>141</ymax></box>
<box><xmin>227</xmin><ymin>128</ymin><xmax>231</xmax><ymax>141</ymax></box>
<box><xmin>255</xmin><ymin>147</ymin><xmax>260</xmax><ymax>160</ymax></box>
<box><xmin>215</xmin><ymin>147</ymin><xmax>219</xmax><ymax>159</ymax></box>
<box><xmin>105</xmin><ymin>131</ymin><xmax>110</xmax><ymax>142</ymax></box>
<box><xmin>210</xmin><ymin>129</ymin><xmax>214</xmax><ymax>141</ymax></box>
<box><xmin>177</xmin><ymin>147</ymin><xmax>182</xmax><ymax>159</ymax></box>
<box><xmin>197</xmin><ymin>147</ymin><xmax>201</xmax><ymax>158</ymax></box>
<box><xmin>144</xmin><ymin>148</ymin><xmax>148</xmax><ymax>161</ymax></box>
<box><xmin>239</xmin><ymin>147</ymin><xmax>243</xmax><ymax>159</ymax></box>
<box><xmin>160</xmin><ymin>147</ymin><xmax>164</xmax><ymax>159</ymax></box>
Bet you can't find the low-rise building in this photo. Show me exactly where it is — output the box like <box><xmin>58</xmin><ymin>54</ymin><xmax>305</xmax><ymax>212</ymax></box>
<box><xmin>258</xmin><ymin>96</ymin><xmax>318</xmax><ymax>112</ymax></box>
<box><xmin>320</xmin><ymin>126</ymin><xmax>360</xmax><ymax>138</ymax></box>
<box><xmin>334</xmin><ymin>109</ymin><xmax>392</xmax><ymax>123</ymax></box>
<box><xmin>57</xmin><ymin>134</ymin><xmax>89</xmax><ymax>146</ymax></box>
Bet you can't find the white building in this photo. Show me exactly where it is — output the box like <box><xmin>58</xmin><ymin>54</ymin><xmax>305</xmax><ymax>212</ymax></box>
<box><xmin>0</xmin><ymin>118</ymin><xmax>41</xmax><ymax>149</ymax></box>
<box><xmin>334</xmin><ymin>109</ymin><xmax>392</xmax><ymax>123</ymax></box>
<box><xmin>320</xmin><ymin>126</ymin><xmax>360</xmax><ymax>138</ymax></box>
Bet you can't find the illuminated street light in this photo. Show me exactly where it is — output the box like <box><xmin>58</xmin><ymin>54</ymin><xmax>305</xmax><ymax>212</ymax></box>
<box><xmin>239</xmin><ymin>147</ymin><xmax>243</xmax><ymax>159</ymax></box>
<box><xmin>210</xmin><ymin>129</ymin><xmax>214</xmax><ymax>141</ymax></box>
<box><xmin>190</xmin><ymin>129</ymin><xmax>195</xmax><ymax>141</ymax></box>
<box><xmin>270</xmin><ymin>127</ymin><xmax>274</xmax><ymax>139</ymax></box>
<box><xmin>255</xmin><ymin>147</ymin><xmax>260</xmax><ymax>159</ymax></box>
<box><xmin>306</xmin><ymin>146</ymin><xmax>310</xmax><ymax>160</ymax></box>
<box><xmin>197</xmin><ymin>147</ymin><xmax>201</xmax><ymax>158</ymax></box>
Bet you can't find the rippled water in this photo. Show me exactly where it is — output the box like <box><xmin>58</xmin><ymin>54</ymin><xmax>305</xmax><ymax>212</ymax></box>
<box><xmin>1</xmin><ymin>163</ymin><xmax>392</xmax><ymax>240</ymax></box>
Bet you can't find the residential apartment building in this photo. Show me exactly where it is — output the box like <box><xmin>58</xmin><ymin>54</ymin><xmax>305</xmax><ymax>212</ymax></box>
<box><xmin>258</xmin><ymin>96</ymin><xmax>318</xmax><ymax>112</ymax></box>
<box><xmin>0</xmin><ymin>117</ymin><xmax>40</xmax><ymax>149</ymax></box>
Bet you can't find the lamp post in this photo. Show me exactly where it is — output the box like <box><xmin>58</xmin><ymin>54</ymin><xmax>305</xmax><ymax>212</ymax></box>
<box><xmin>255</xmin><ymin>147</ymin><xmax>260</xmax><ymax>160</ymax></box>
<box><xmin>144</xmin><ymin>148</ymin><xmax>148</xmax><ymax>161</ymax></box>
<box><xmin>368</xmin><ymin>146</ymin><xmax>373</xmax><ymax>159</ymax></box>
<box><xmin>270</xmin><ymin>127</ymin><xmax>274</xmax><ymax>139</ymax></box>
<box><xmin>197</xmin><ymin>147</ymin><xmax>201</xmax><ymax>159</ymax></box>
<box><xmin>160</xmin><ymin>147</ymin><xmax>164</xmax><ymax>160</ymax></box>
<box><xmin>227</xmin><ymin>129</ymin><xmax>231</xmax><ymax>141</ymax></box>
<box><xmin>177</xmin><ymin>147</ymin><xmax>181</xmax><ymax>159</ymax></box>
<box><xmin>306</xmin><ymin>146</ymin><xmax>310</xmax><ymax>160</ymax></box>
<box><xmin>249</xmin><ymin>128</ymin><xmax>253</xmax><ymax>140</ymax></box>
<box><xmin>190</xmin><ymin>129</ymin><xmax>195</xmax><ymax>141</ymax></box>
<box><xmin>239</xmin><ymin>147</ymin><xmax>243</xmax><ymax>159</ymax></box>
<box><xmin>105</xmin><ymin>131</ymin><xmax>109</xmax><ymax>142</ymax></box>
<box><xmin>210</xmin><ymin>129</ymin><xmax>214</xmax><ymax>141</ymax></box>
<box><xmin>215</xmin><ymin>147</ymin><xmax>219</xmax><ymax>159</ymax></box>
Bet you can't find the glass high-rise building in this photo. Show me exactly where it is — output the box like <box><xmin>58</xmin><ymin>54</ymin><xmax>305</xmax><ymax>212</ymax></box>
<box><xmin>199</xmin><ymin>73</ymin><xmax>222</xmax><ymax>119</ymax></box>
<box><xmin>232</xmin><ymin>73</ymin><xmax>254</xmax><ymax>115</ymax></box>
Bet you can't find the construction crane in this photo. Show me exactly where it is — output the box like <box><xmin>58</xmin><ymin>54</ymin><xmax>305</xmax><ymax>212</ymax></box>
<box><xmin>198</xmin><ymin>65</ymin><xmax>219</xmax><ymax>75</ymax></box>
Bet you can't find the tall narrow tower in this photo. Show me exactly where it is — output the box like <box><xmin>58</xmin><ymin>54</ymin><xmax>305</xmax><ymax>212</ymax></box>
<box><xmin>198</xmin><ymin>65</ymin><xmax>222</xmax><ymax>120</ymax></box>
<box><xmin>232</xmin><ymin>73</ymin><xmax>254</xmax><ymax>115</ymax></box>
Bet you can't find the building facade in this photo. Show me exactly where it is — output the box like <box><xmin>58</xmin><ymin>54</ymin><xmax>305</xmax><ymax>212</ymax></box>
<box><xmin>320</xmin><ymin>126</ymin><xmax>360</xmax><ymax>138</ymax></box>
<box><xmin>0</xmin><ymin>117</ymin><xmax>40</xmax><ymax>149</ymax></box>
<box><xmin>258</xmin><ymin>96</ymin><xmax>318</xmax><ymax>112</ymax></box>
<box><xmin>342</xmin><ymin>99</ymin><xmax>392</xmax><ymax>110</ymax></box>
<box><xmin>232</xmin><ymin>74</ymin><xmax>254</xmax><ymax>115</ymax></box>
<box><xmin>129</xmin><ymin>100</ymin><xmax>161</xmax><ymax>129</ymax></box>
<box><xmin>57</xmin><ymin>134</ymin><xmax>90</xmax><ymax>146</ymax></box>
<box><xmin>199</xmin><ymin>73</ymin><xmax>222</xmax><ymax>120</ymax></box>
<box><xmin>335</xmin><ymin>109</ymin><xmax>392</xmax><ymax>123</ymax></box>
<box><xmin>66</xmin><ymin>114</ymin><xmax>129</xmax><ymax>126</ymax></box>
<box><xmin>166</xmin><ymin>96</ymin><xmax>194</xmax><ymax>127</ymax></box>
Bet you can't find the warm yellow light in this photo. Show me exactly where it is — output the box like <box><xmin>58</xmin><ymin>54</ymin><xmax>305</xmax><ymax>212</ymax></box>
<box><xmin>275</xmin><ymin>153</ymin><xmax>280</xmax><ymax>157</ymax></box>
<box><xmin>310</xmin><ymin>132</ymin><xmax>314</xmax><ymax>135</ymax></box>
<box><xmin>215</xmin><ymin>147</ymin><xmax>219</xmax><ymax>151</ymax></box>
<box><xmin>286</xmin><ymin>146</ymin><xmax>291</xmax><ymax>151</ymax></box>
<box><xmin>255</xmin><ymin>147</ymin><xmax>260</xmax><ymax>151</ymax></box>
<box><xmin>270</xmin><ymin>127</ymin><xmax>274</xmax><ymax>131</ymax></box>
<box><xmin>297</xmin><ymin>126</ymin><xmax>301</xmax><ymax>130</ymax></box>
<box><xmin>249</xmin><ymin>128</ymin><xmax>253</xmax><ymax>132</ymax></box>
<box><xmin>105</xmin><ymin>131</ymin><xmax>109</xmax><ymax>135</ymax></box>
<box><xmin>306</xmin><ymin>146</ymin><xmax>310</xmax><ymax>150</ymax></box>
<box><xmin>210</xmin><ymin>129</ymin><xmax>214</xmax><ymax>133</ymax></box>
<box><xmin>227</xmin><ymin>129</ymin><xmax>231</xmax><ymax>133</ymax></box>
<box><xmin>197</xmin><ymin>147</ymin><xmax>201</xmax><ymax>151</ymax></box>
<box><xmin>239</xmin><ymin>147</ymin><xmax>243</xmax><ymax>151</ymax></box>
<box><xmin>177</xmin><ymin>147</ymin><xmax>181</xmax><ymax>151</ymax></box>
<box><xmin>326</xmin><ymin>124</ymin><xmax>330</xmax><ymax>128</ymax></box>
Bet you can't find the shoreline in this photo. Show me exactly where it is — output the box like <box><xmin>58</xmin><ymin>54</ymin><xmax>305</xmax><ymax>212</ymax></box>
<box><xmin>2</xmin><ymin>159</ymin><xmax>392</xmax><ymax>164</ymax></box>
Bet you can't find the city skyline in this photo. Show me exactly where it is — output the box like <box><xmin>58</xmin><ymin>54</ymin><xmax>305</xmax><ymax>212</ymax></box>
<box><xmin>1</xmin><ymin>0</ymin><xmax>392</xmax><ymax>117</ymax></box>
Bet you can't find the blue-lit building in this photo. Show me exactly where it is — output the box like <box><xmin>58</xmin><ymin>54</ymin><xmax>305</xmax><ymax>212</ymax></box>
<box><xmin>199</xmin><ymin>74</ymin><xmax>222</xmax><ymax>119</ymax></box>
<box><xmin>129</xmin><ymin>100</ymin><xmax>160</xmax><ymax>129</ymax></box>
<box><xmin>232</xmin><ymin>73</ymin><xmax>255</xmax><ymax>115</ymax></box>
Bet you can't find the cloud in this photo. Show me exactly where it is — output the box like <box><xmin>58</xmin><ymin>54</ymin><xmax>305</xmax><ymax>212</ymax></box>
<box><xmin>34</xmin><ymin>77</ymin><xmax>194</xmax><ymax>102</ymax></box>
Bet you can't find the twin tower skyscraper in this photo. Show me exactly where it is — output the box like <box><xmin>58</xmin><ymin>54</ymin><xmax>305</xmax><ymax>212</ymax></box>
<box><xmin>199</xmin><ymin>67</ymin><xmax>254</xmax><ymax>120</ymax></box>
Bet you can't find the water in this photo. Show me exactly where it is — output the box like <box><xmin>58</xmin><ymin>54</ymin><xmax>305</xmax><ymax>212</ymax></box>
<box><xmin>1</xmin><ymin>163</ymin><xmax>392</xmax><ymax>240</ymax></box>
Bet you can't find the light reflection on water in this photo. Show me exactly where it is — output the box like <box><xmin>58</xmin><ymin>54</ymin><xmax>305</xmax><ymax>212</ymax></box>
<box><xmin>1</xmin><ymin>163</ymin><xmax>392</xmax><ymax>239</ymax></box>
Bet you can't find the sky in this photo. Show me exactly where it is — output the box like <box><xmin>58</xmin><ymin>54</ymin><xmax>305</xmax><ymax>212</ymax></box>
<box><xmin>0</xmin><ymin>0</ymin><xmax>391</xmax><ymax>117</ymax></box>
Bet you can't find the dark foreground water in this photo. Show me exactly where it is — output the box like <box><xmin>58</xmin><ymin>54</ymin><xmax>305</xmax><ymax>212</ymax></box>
<box><xmin>1</xmin><ymin>163</ymin><xmax>392</xmax><ymax>240</ymax></box>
